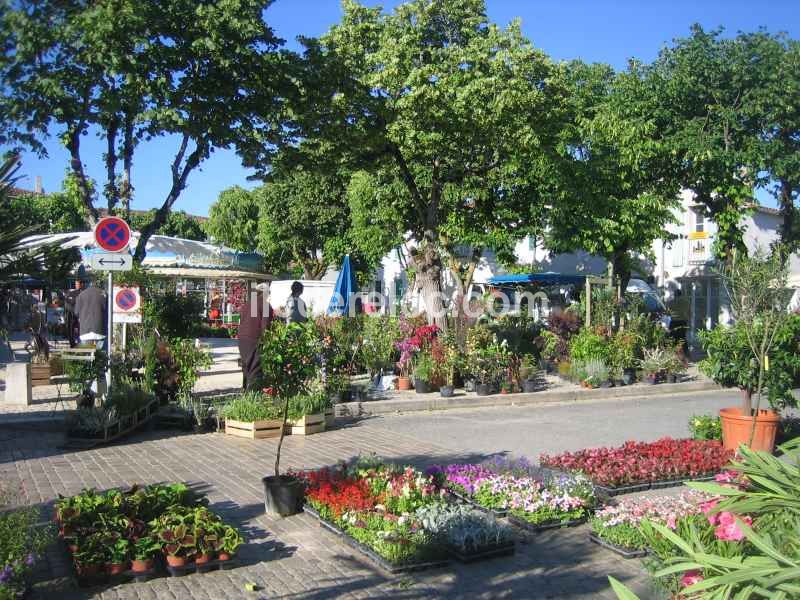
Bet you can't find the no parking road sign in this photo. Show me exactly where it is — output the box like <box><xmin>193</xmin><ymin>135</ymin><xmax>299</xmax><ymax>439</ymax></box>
<box><xmin>113</xmin><ymin>286</ymin><xmax>142</xmax><ymax>323</ymax></box>
<box><xmin>94</xmin><ymin>217</ymin><xmax>131</xmax><ymax>252</ymax></box>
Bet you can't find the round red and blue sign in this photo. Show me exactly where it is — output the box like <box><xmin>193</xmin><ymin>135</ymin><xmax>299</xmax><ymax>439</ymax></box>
<box><xmin>115</xmin><ymin>288</ymin><xmax>138</xmax><ymax>312</ymax></box>
<box><xmin>94</xmin><ymin>217</ymin><xmax>131</xmax><ymax>252</ymax></box>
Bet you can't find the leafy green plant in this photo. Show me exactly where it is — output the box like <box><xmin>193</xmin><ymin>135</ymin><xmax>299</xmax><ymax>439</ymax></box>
<box><xmin>169</xmin><ymin>338</ymin><xmax>213</xmax><ymax>399</ymax></box>
<box><xmin>688</xmin><ymin>415</ymin><xmax>722</xmax><ymax>441</ymax></box>
<box><xmin>221</xmin><ymin>391</ymin><xmax>282</xmax><ymax>422</ymax></box>
<box><xmin>360</xmin><ymin>316</ymin><xmax>401</xmax><ymax>377</ymax></box>
<box><xmin>220</xmin><ymin>526</ymin><xmax>244</xmax><ymax>556</ymax></box>
<box><xmin>412</xmin><ymin>351</ymin><xmax>435</xmax><ymax>383</ymax></box>
<box><xmin>538</xmin><ymin>330</ymin><xmax>559</xmax><ymax>363</ymax></box>
<box><xmin>569</xmin><ymin>328</ymin><xmax>610</xmax><ymax>363</ymax></box>
<box><xmin>287</xmin><ymin>390</ymin><xmax>328</xmax><ymax>420</ymax></box>
<box><xmin>132</xmin><ymin>536</ymin><xmax>161</xmax><ymax>561</ymax></box>
<box><xmin>583</xmin><ymin>358</ymin><xmax>609</xmax><ymax>386</ymax></box>
<box><xmin>104</xmin><ymin>535</ymin><xmax>130</xmax><ymax>564</ymax></box>
<box><xmin>638</xmin><ymin>347</ymin><xmax>669</xmax><ymax>377</ymax></box>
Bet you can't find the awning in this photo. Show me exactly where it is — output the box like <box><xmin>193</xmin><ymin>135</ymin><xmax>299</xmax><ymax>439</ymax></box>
<box><xmin>145</xmin><ymin>267</ymin><xmax>271</xmax><ymax>280</ymax></box>
<box><xmin>488</xmin><ymin>272</ymin><xmax>587</xmax><ymax>286</ymax></box>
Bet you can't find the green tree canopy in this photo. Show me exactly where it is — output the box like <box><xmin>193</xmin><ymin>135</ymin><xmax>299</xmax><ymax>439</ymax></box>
<box><xmin>205</xmin><ymin>186</ymin><xmax>261</xmax><ymax>252</ymax></box>
<box><xmin>128</xmin><ymin>210</ymin><xmax>206</xmax><ymax>242</ymax></box>
<box><xmin>244</xmin><ymin>0</ymin><xmax>560</xmax><ymax>325</ymax></box>
<box><xmin>1</xmin><ymin>0</ymin><xmax>289</xmax><ymax>261</ymax></box>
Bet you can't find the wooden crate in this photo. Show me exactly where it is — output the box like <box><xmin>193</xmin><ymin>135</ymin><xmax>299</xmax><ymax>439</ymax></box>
<box><xmin>225</xmin><ymin>418</ymin><xmax>283</xmax><ymax>439</ymax></box>
<box><xmin>324</xmin><ymin>408</ymin><xmax>335</xmax><ymax>428</ymax></box>
<box><xmin>288</xmin><ymin>413</ymin><xmax>325</xmax><ymax>436</ymax></box>
<box><xmin>31</xmin><ymin>364</ymin><xmax>51</xmax><ymax>387</ymax></box>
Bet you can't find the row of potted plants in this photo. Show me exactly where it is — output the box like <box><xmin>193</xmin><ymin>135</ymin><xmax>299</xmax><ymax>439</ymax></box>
<box><xmin>221</xmin><ymin>389</ymin><xmax>333</xmax><ymax>438</ymax></box>
<box><xmin>54</xmin><ymin>483</ymin><xmax>243</xmax><ymax>580</ymax></box>
<box><xmin>426</xmin><ymin>458</ymin><xmax>596</xmax><ymax>529</ymax></box>
<box><xmin>539</xmin><ymin>438</ymin><xmax>733</xmax><ymax>492</ymax></box>
<box><xmin>295</xmin><ymin>457</ymin><xmax>515</xmax><ymax>567</ymax></box>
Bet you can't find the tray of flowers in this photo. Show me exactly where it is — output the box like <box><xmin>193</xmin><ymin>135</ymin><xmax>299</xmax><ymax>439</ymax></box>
<box><xmin>539</xmin><ymin>438</ymin><xmax>733</xmax><ymax>494</ymax></box>
<box><xmin>427</xmin><ymin>460</ymin><xmax>597</xmax><ymax>531</ymax></box>
<box><xmin>588</xmin><ymin>491</ymin><xmax>710</xmax><ymax>558</ymax></box>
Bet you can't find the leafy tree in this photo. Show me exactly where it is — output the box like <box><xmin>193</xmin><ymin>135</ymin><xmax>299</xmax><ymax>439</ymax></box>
<box><xmin>205</xmin><ymin>187</ymin><xmax>261</xmax><ymax>252</ymax></box>
<box><xmin>247</xmin><ymin>0</ymin><xmax>558</xmax><ymax>326</ymax></box>
<box><xmin>615</xmin><ymin>26</ymin><xmax>777</xmax><ymax>261</ymax></box>
<box><xmin>1</xmin><ymin>0</ymin><xmax>288</xmax><ymax>261</ymax></box>
<box><xmin>546</xmin><ymin>61</ymin><xmax>679</xmax><ymax>294</ymax></box>
<box><xmin>0</xmin><ymin>173</ymin><xmax>89</xmax><ymax>234</ymax></box>
<box><xmin>128</xmin><ymin>210</ymin><xmax>205</xmax><ymax>242</ymax></box>
<box><xmin>256</xmin><ymin>170</ymin><xmax>351</xmax><ymax>279</ymax></box>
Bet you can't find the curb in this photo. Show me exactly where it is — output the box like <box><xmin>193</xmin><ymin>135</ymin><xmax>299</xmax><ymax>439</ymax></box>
<box><xmin>336</xmin><ymin>381</ymin><xmax>722</xmax><ymax>417</ymax></box>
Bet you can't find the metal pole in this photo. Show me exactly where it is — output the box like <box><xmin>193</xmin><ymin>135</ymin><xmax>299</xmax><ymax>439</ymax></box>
<box><xmin>106</xmin><ymin>271</ymin><xmax>113</xmax><ymax>395</ymax></box>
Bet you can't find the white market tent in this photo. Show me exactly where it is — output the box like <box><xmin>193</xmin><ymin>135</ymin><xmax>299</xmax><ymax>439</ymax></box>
<box><xmin>20</xmin><ymin>231</ymin><xmax>271</xmax><ymax>321</ymax></box>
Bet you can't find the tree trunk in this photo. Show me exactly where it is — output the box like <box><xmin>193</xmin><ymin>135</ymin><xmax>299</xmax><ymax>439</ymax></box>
<box><xmin>104</xmin><ymin>117</ymin><xmax>120</xmax><ymax>213</ymax></box>
<box><xmin>778</xmin><ymin>178</ymin><xmax>796</xmax><ymax>260</ymax></box>
<box><xmin>67</xmin><ymin>128</ymin><xmax>99</xmax><ymax>226</ymax></box>
<box><xmin>741</xmin><ymin>387</ymin><xmax>753</xmax><ymax>416</ymax></box>
<box><xmin>121</xmin><ymin>115</ymin><xmax>135</xmax><ymax>218</ymax></box>
<box><xmin>412</xmin><ymin>234</ymin><xmax>446</xmax><ymax>329</ymax></box>
<box><xmin>448</xmin><ymin>249</ymin><xmax>480</xmax><ymax>347</ymax></box>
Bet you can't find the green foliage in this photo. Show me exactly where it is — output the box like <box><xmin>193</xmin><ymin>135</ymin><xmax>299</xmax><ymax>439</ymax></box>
<box><xmin>127</xmin><ymin>210</ymin><xmax>205</xmax><ymax>241</ymax></box>
<box><xmin>221</xmin><ymin>392</ymin><xmax>282</xmax><ymax>422</ymax></box>
<box><xmin>145</xmin><ymin>294</ymin><xmax>204</xmax><ymax>338</ymax></box>
<box><xmin>169</xmin><ymin>339</ymin><xmax>213</xmax><ymax>400</ymax></box>
<box><xmin>688</xmin><ymin>415</ymin><xmax>722</xmax><ymax>441</ymax></box>
<box><xmin>412</xmin><ymin>352</ymin><xmax>435</xmax><ymax>383</ymax></box>
<box><xmin>259</xmin><ymin>321</ymin><xmax>321</xmax><ymax>398</ymax></box>
<box><xmin>0</xmin><ymin>484</ymin><xmax>54</xmax><ymax>597</ymax></box>
<box><xmin>465</xmin><ymin>326</ymin><xmax>509</xmax><ymax>385</ymax></box>
<box><xmin>700</xmin><ymin>315</ymin><xmax>800</xmax><ymax>410</ymax></box>
<box><xmin>487</xmin><ymin>315</ymin><xmax>542</xmax><ymax>358</ymax></box>
<box><xmin>205</xmin><ymin>186</ymin><xmax>261</xmax><ymax>252</ymax></box>
<box><xmin>360</xmin><ymin>316</ymin><xmax>401</xmax><ymax>377</ymax></box>
<box><xmin>255</xmin><ymin>170</ymin><xmax>351</xmax><ymax>279</ymax></box>
<box><xmin>608</xmin><ymin>331</ymin><xmax>637</xmax><ymax>372</ymax></box>
<box><xmin>568</xmin><ymin>328</ymin><xmax>610</xmax><ymax>363</ymax></box>
<box><xmin>287</xmin><ymin>391</ymin><xmax>329</xmax><ymax>420</ymax></box>
<box><xmin>633</xmin><ymin>440</ymin><xmax>800</xmax><ymax>599</ymax></box>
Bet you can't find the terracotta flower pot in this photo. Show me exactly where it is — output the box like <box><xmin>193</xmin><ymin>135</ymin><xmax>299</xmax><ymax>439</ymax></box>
<box><xmin>131</xmin><ymin>558</ymin><xmax>154</xmax><ymax>573</ymax></box>
<box><xmin>106</xmin><ymin>562</ymin><xmax>128</xmax><ymax>575</ymax></box>
<box><xmin>166</xmin><ymin>554</ymin><xmax>189</xmax><ymax>567</ymax></box>
<box><xmin>217</xmin><ymin>552</ymin><xmax>233</xmax><ymax>562</ymax></box>
<box><xmin>195</xmin><ymin>553</ymin><xmax>213</xmax><ymax>565</ymax></box>
<box><xmin>396</xmin><ymin>376</ymin><xmax>412</xmax><ymax>391</ymax></box>
<box><xmin>720</xmin><ymin>407</ymin><xmax>780</xmax><ymax>453</ymax></box>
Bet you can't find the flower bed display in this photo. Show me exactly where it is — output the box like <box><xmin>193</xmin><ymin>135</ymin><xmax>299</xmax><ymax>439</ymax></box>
<box><xmin>427</xmin><ymin>459</ymin><xmax>596</xmax><ymax>530</ymax></box>
<box><xmin>589</xmin><ymin>491</ymin><xmax>710</xmax><ymax>558</ymax></box>
<box><xmin>54</xmin><ymin>483</ymin><xmax>243</xmax><ymax>584</ymax></box>
<box><xmin>296</xmin><ymin>458</ymin><xmax>514</xmax><ymax>571</ymax></box>
<box><xmin>539</xmin><ymin>438</ymin><xmax>733</xmax><ymax>493</ymax></box>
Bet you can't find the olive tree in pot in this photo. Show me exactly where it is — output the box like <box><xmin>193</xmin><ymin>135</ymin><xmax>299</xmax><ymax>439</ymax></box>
<box><xmin>701</xmin><ymin>248</ymin><xmax>795</xmax><ymax>452</ymax></box>
<box><xmin>259</xmin><ymin>321</ymin><xmax>321</xmax><ymax>516</ymax></box>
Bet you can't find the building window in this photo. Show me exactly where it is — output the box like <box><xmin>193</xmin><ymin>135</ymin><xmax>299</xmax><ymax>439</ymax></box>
<box><xmin>692</xmin><ymin>206</ymin><xmax>705</xmax><ymax>233</ymax></box>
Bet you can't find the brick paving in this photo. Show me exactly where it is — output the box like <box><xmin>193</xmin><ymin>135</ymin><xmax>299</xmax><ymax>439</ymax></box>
<box><xmin>2</xmin><ymin>418</ymin><xmax>660</xmax><ymax>599</ymax></box>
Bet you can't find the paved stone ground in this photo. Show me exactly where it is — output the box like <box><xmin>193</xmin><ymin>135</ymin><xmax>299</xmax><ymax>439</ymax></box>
<box><xmin>0</xmin><ymin>404</ymin><xmax>679</xmax><ymax>600</ymax></box>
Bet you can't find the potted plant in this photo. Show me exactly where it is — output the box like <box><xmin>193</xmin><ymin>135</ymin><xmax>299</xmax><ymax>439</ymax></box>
<box><xmin>609</xmin><ymin>331</ymin><xmax>637</xmax><ymax>385</ymax></box>
<box><xmin>583</xmin><ymin>358</ymin><xmax>609</xmax><ymax>389</ymax></box>
<box><xmin>701</xmin><ymin>249</ymin><xmax>795</xmax><ymax>453</ymax></box>
<box><xmin>218</xmin><ymin>525</ymin><xmax>243</xmax><ymax>561</ymax></box>
<box><xmin>259</xmin><ymin>321</ymin><xmax>321</xmax><ymax>516</ymax></box>
<box><xmin>154</xmin><ymin>511</ymin><xmax>198</xmax><ymax>567</ymax></box>
<box><xmin>664</xmin><ymin>343</ymin><xmax>688</xmax><ymax>383</ymax></box>
<box><xmin>104</xmin><ymin>535</ymin><xmax>130</xmax><ymax>575</ymax></box>
<box><xmin>537</xmin><ymin>330</ymin><xmax>559</xmax><ymax>373</ymax></box>
<box><xmin>131</xmin><ymin>536</ymin><xmax>161</xmax><ymax>573</ymax></box>
<box><xmin>436</xmin><ymin>335</ymin><xmax>460</xmax><ymax>398</ymax></box>
<box><xmin>639</xmin><ymin>348</ymin><xmax>667</xmax><ymax>384</ymax></box>
<box><xmin>193</xmin><ymin>508</ymin><xmax>222</xmax><ymax>564</ymax></box>
<box><xmin>73</xmin><ymin>532</ymin><xmax>105</xmax><ymax>578</ymax></box>
<box><xmin>413</xmin><ymin>351</ymin><xmax>435</xmax><ymax>394</ymax></box>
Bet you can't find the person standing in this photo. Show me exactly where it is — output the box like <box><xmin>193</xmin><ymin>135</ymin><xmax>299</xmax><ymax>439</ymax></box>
<box><xmin>238</xmin><ymin>282</ymin><xmax>273</xmax><ymax>390</ymax></box>
<box><xmin>74</xmin><ymin>281</ymin><xmax>107</xmax><ymax>343</ymax></box>
<box><xmin>284</xmin><ymin>281</ymin><xmax>307</xmax><ymax>323</ymax></box>
<box><xmin>64</xmin><ymin>280</ymin><xmax>84</xmax><ymax>347</ymax></box>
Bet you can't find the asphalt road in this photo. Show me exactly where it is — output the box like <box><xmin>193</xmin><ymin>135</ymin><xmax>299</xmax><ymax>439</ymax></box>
<box><xmin>358</xmin><ymin>388</ymin><xmax>741</xmax><ymax>458</ymax></box>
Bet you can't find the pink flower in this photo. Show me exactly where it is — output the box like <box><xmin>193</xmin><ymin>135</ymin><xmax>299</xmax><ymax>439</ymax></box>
<box><xmin>714</xmin><ymin>512</ymin><xmax>752</xmax><ymax>541</ymax></box>
<box><xmin>700</xmin><ymin>499</ymin><xmax>720</xmax><ymax>525</ymax></box>
<box><xmin>715</xmin><ymin>470</ymin><xmax>738</xmax><ymax>483</ymax></box>
<box><xmin>681</xmin><ymin>570</ymin><xmax>704</xmax><ymax>587</ymax></box>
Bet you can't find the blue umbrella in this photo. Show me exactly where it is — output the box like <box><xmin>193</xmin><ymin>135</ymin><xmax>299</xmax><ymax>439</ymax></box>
<box><xmin>327</xmin><ymin>255</ymin><xmax>357</xmax><ymax>316</ymax></box>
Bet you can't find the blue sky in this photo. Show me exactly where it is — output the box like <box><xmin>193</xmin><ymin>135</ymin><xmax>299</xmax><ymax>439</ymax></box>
<box><xmin>13</xmin><ymin>0</ymin><xmax>799</xmax><ymax>216</ymax></box>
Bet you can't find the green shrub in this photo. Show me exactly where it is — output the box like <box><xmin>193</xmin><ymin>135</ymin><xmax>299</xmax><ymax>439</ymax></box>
<box><xmin>144</xmin><ymin>294</ymin><xmax>204</xmax><ymax>338</ymax></box>
<box><xmin>688</xmin><ymin>415</ymin><xmax>722</xmax><ymax>441</ymax></box>
<box><xmin>221</xmin><ymin>392</ymin><xmax>282</xmax><ymax>422</ymax></box>
<box><xmin>568</xmin><ymin>328</ymin><xmax>609</xmax><ymax>363</ymax></box>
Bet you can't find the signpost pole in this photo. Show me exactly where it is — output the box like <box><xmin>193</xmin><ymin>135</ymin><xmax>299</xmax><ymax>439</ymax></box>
<box><xmin>106</xmin><ymin>271</ymin><xmax>113</xmax><ymax>395</ymax></box>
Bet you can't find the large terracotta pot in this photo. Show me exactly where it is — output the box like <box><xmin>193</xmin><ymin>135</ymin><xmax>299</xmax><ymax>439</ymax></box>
<box><xmin>396</xmin><ymin>376</ymin><xmax>412</xmax><ymax>391</ymax></box>
<box><xmin>719</xmin><ymin>407</ymin><xmax>780</xmax><ymax>453</ymax></box>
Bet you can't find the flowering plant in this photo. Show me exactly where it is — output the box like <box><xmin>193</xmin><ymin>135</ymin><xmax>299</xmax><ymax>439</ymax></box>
<box><xmin>395</xmin><ymin>321</ymin><xmax>439</xmax><ymax>377</ymax></box>
<box><xmin>540</xmin><ymin>438</ymin><xmax>733</xmax><ymax>487</ymax></box>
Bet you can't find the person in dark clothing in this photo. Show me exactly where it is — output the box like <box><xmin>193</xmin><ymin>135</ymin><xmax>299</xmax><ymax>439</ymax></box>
<box><xmin>74</xmin><ymin>283</ymin><xmax>107</xmax><ymax>340</ymax></box>
<box><xmin>238</xmin><ymin>284</ymin><xmax>273</xmax><ymax>390</ymax></box>
<box><xmin>64</xmin><ymin>280</ymin><xmax>84</xmax><ymax>347</ymax></box>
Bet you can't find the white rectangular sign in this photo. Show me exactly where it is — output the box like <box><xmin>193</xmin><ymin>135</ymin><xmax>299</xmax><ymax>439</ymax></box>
<box><xmin>91</xmin><ymin>252</ymin><xmax>133</xmax><ymax>271</ymax></box>
<box><xmin>112</xmin><ymin>285</ymin><xmax>142</xmax><ymax>323</ymax></box>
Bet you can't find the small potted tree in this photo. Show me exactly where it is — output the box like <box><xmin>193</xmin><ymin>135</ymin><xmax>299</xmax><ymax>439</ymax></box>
<box><xmin>260</xmin><ymin>321</ymin><xmax>321</xmax><ymax>516</ymax></box>
<box><xmin>702</xmin><ymin>249</ymin><xmax>794</xmax><ymax>452</ymax></box>
<box><xmin>413</xmin><ymin>351</ymin><xmax>435</xmax><ymax>394</ymax></box>
<box><xmin>435</xmin><ymin>335</ymin><xmax>460</xmax><ymax>398</ymax></box>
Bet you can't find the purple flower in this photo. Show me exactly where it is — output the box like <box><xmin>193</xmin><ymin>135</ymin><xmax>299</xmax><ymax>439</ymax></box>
<box><xmin>25</xmin><ymin>553</ymin><xmax>35</xmax><ymax>567</ymax></box>
<box><xmin>0</xmin><ymin>565</ymin><xmax>13</xmax><ymax>583</ymax></box>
